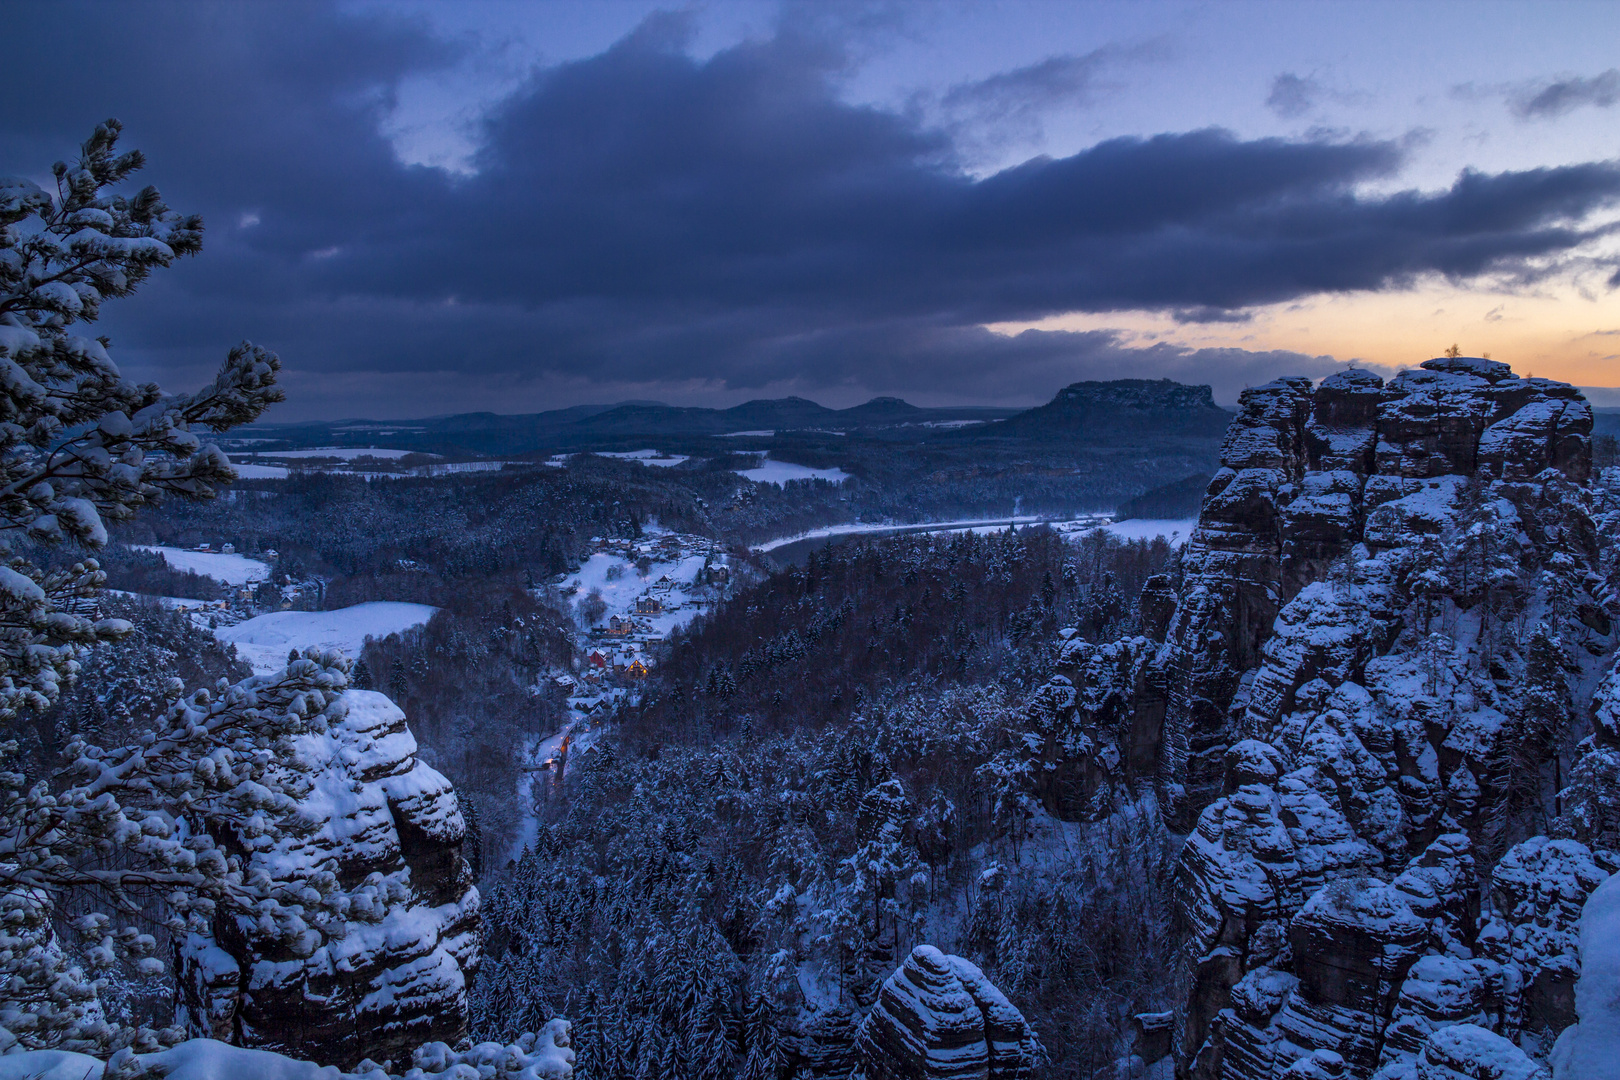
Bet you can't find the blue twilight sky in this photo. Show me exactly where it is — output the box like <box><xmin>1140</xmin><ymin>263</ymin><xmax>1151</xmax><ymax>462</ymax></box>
<box><xmin>3</xmin><ymin>0</ymin><xmax>1619</xmax><ymax>419</ymax></box>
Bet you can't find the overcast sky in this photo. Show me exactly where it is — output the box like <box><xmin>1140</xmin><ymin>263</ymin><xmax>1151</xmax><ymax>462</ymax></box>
<box><xmin>4</xmin><ymin>0</ymin><xmax>1619</xmax><ymax>419</ymax></box>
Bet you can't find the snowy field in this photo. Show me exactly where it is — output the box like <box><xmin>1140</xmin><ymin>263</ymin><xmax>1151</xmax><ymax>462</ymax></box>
<box><xmin>1091</xmin><ymin>518</ymin><xmax>1198</xmax><ymax>543</ymax></box>
<box><xmin>228</xmin><ymin>461</ymin><xmax>290</xmax><ymax>479</ymax></box>
<box><xmin>737</xmin><ymin>458</ymin><xmax>850</xmax><ymax>486</ymax></box>
<box><xmin>213</xmin><ymin>602</ymin><xmax>436</xmax><ymax>674</ymax></box>
<box><xmin>132</xmin><ymin>545</ymin><xmax>272</xmax><ymax>585</ymax></box>
<box><xmin>552</xmin><ymin>450</ymin><xmax>690</xmax><ymax>467</ymax></box>
<box><xmin>597</xmin><ymin>450</ymin><xmax>689</xmax><ymax>466</ymax></box>
<box><xmin>563</xmin><ymin>551</ymin><xmax>710</xmax><ymax>637</ymax></box>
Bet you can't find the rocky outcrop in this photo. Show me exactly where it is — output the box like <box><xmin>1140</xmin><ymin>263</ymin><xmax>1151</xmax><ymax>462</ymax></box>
<box><xmin>1027</xmin><ymin>633</ymin><xmax>1165</xmax><ymax>818</ymax></box>
<box><xmin>1028</xmin><ymin>358</ymin><xmax>1617</xmax><ymax>1078</ymax></box>
<box><xmin>1158</xmin><ymin>375</ymin><xmax>1315</xmax><ymax>828</ymax></box>
<box><xmin>1477</xmin><ymin>839</ymin><xmax>1613</xmax><ymax>1040</ymax></box>
<box><xmin>1149</xmin><ymin>360</ymin><xmax>1594</xmax><ymax>829</ymax></box>
<box><xmin>1185</xmin><ymin>834</ymin><xmax>1477</xmax><ymax>1079</ymax></box>
<box><xmin>1163</xmin><ymin>360</ymin><xmax>1614</xmax><ymax>1079</ymax></box>
<box><xmin>1380</xmin><ymin>1023</ymin><xmax>1547</xmax><ymax>1080</ymax></box>
<box><xmin>176</xmin><ymin>689</ymin><xmax>480</xmax><ymax>1069</ymax></box>
<box><xmin>855</xmin><ymin>946</ymin><xmax>1040</xmax><ymax>1080</ymax></box>
<box><xmin>0</xmin><ymin>1022</ymin><xmax>575</xmax><ymax>1080</ymax></box>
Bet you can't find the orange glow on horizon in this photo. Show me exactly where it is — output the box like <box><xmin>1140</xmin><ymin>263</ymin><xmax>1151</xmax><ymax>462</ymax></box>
<box><xmin>988</xmin><ymin>276</ymin><xmax>1620</xmax><ymax>388</ymax></box>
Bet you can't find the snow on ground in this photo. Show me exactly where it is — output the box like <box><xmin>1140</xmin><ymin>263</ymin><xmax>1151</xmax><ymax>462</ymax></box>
<box><xmin>229</xmin><ymin>461</ymin><xmax>290</xmax><ymax>479</ymax></box>
<box><xmin>1554</xmin><ymin>872</ymin><xmax>1620</xmax><ymax>1078</ymax></box>
<box><xmin>737</xmin><ymin>458</ymin><xmax>850</xmax><ymax>486</ymax></box>
<box><xmin>564</xmin><ymin>551</ymin><xmax>710</xmax><ymax>636</ymax></box>
<box><xmin>718</xmin><ymin>429</ymin><xmax>773</xmax><ymax>437</ymax></box>
<box><xmin>0</xmin><ymin>1027</ymin><xmax>576</xmax><ymax>1080</ymax></box>
<box><xmin>132</xmin><ymin>545</ymin><xmax>272</xmax><ymax>585</ymax></box>
<box><xmin>213</xmin><ymin>602</ymin><xmax>436</xmax><ymax>674</ymax></box>
<box><xmin>1091</xmin><ymin>518</ymin><xmax>1198</xmax><ymax>543</ymax></box>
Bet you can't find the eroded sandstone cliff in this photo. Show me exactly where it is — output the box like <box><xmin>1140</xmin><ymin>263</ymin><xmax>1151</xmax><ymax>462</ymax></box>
<box><xmin>1032</xmin><ymin>357</ymin><xmax>1616</xmax><ymax>1079</ymax></box>
<box><xmin>176</xmin><ymin>688</ymin><xmax>481</xmax><ymax>1069</ymax></box>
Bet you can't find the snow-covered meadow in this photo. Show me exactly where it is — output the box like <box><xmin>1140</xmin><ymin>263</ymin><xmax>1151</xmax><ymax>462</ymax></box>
<box><xmin>214</xmin><ymin>602</ymin><xmax>437</xmax><ymax>674</ymax></box>
<box><xmin>737</xmin><ymin>457</ymin><xmax>849</xmax><ymax>486</ymax></box>
<box><xmin>1091</xmin><ymin>518</ymin><xmax>1198</xmax><ymax>543</ymax></box>
<box><xmin>546</xmin><ymin>449</ymin><xmax>691</xmax><ymax>468</ymax></box>
<box><xmin>593</xmin><ymin>449</ymin><xmax>690</xmax><ymax>467</ymax></box>
<box><xmin>562</xmin><ymin>550</ymin><xmax>710</xmax><ymax>637</ymax></box>
<box><xmin>227</xmin><ymin>460</ymin><xmax>291</xmax><ymax>479</ymax></box>
<box><xmin>131</xmin><ymin>545</ymin><xmax>272</xmax><ymax>585</ymax></box>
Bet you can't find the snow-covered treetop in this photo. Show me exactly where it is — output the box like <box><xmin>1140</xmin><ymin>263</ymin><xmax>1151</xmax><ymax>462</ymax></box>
<box><xmin>0</xmin><ymin>119</ymin><xmax>283</xmax><ymax>718</ymax></box>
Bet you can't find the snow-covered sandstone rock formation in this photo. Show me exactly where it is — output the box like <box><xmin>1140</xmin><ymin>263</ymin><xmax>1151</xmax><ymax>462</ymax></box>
<box><xmin>855</xmin><ymin>946</ymin><xmax>1041</xmax><ymax>1080</ymax></box>
<box><xmin>1028</xmin><ymin>357</ymin><xmax>1618</xmax><ymax>1078</ymax></box>
<box><xmin>175</xmin><ymin>689</ymin><xmax>481</xmax><ymax>1069</ymax></box>
<box><xmin>0</xmin><ymin>1021</ymin><xmax>573</xmax><ymax>1080</ymax></box>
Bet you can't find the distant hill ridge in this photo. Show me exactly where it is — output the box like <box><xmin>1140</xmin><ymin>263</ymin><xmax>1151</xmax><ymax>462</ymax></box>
<box><xmin>237</xmin><ymin>379</ymin><xmax>1232</xmax><ymax>455</ymax></box>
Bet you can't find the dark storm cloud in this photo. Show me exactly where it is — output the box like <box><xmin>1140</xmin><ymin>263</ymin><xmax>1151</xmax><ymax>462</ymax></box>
<box><xmin>1512</xmin><ymin>70</ymin><xmax>1620</xmax><ymax>119</ymax></box>
<box><xmin>3</xmin><ymin>3</ymin><xmax>1619</xmax><ymax>416</ymax></box>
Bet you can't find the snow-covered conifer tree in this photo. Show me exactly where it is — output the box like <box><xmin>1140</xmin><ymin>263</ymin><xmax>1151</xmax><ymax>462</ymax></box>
<box><xmin>0</xmin><ymin>120</ymin><xmax>290</xmax><ymax>1051</ymax></box>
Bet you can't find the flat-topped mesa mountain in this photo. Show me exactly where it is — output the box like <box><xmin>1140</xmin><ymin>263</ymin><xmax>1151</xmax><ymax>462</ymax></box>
<box><xmin>982</xmin><ymin>378</ymin><xmax>1234</xmax><ymax>442</ymax></box>
<box><xmin>1017</xmin><ymin>357</ymin><xmax>1620</xmax><ymax>1078</ymax></box>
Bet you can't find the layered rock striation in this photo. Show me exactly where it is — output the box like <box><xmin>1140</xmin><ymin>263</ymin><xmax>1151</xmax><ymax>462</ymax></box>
<box><xmin>855</xmin><ymin>946</ymin><xmax>1041</xmax><ymax>1080</ymax></box>
<box><xmin>176</xmin><ymin>688</ymin><xmax>481</xmax><ymax>1069</ymax></box>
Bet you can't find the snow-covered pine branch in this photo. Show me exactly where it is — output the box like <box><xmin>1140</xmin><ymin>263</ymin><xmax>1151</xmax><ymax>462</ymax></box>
<box><xmin>0</xmin><ymin>120</ymin><xmax>289</xmax><ymax>1053</ymax></box>
<box><xmin>0</xmin><ymin>119</ymin><xmax>282</xmax><ymax>721</ymax></box>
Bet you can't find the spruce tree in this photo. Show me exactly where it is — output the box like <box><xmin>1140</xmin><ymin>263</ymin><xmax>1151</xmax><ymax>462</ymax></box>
<box><xmin>1509</xmin><ymin>627</ymin><xmax>1571</xmax><ymax>828</ymax></box>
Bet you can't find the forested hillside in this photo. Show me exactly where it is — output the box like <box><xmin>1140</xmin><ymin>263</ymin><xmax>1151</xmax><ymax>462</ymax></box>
<box><xmin>471</xmin><ymin>527</ymin><xmax>1183</xmax><ymax>1079</ymax></box>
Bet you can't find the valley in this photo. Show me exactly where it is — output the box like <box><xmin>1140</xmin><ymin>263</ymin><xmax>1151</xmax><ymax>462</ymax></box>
<box><xmin>8</xmin><ymin>28</ymin><xmax>1620</xmax><ymax>1079</ymax></box>
<box><xmin>88</xmin><ymin>360</ymin><xmax>1620</xmax><ymax>1080</ymax></box>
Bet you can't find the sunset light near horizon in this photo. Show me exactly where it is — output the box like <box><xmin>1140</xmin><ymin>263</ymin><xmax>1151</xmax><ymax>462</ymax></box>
<box><xmin>4</xmin><ymin>0</ymin><xmax>1619</xmax><ymax>416</ymax></box>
